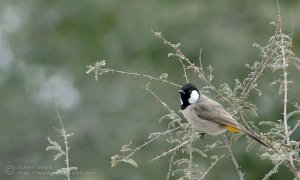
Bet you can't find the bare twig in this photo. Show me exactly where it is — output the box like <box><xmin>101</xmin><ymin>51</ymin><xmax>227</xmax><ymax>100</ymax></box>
<box><xmin>222</xmin><ymin>134</ymin><xmax>244</xmax><ymax>180</ymax></box>
<box><xmin>276</xmin><ymin>1</ymin><xmax>299</xmax><ymax>179</ymax></box>
<box><xmin>262</xmin><ymin>161</ymin><xmax>283</xmax><ymax>180</ymax></box>
<box><xmin>287</xmin><ymin>161</ymin><xmax>299</xmax><ymax>180</ymax></box>
<box><xmin>53</xmin><ymin>92</ymin><xmax>65</xmax><ymax>130</ymax></box>
<box><xmin>199</xmin><ymin>154</ymin><xmax>225</xmax><ymax>180</ymax></box>
<box><xmin>62</xmin><ymin>130</ymin><xmax>71</xmax><ymax>180</ymax></box>
<box><xmin>286</xmin><ymin>120</ymin><xmax>300</xmax><ymax>140</ymax></box>
<box><xmin>204</xmin><ymin>146</ymin><xmax>227</xmax><ymax>152</ymax></box>
<box><xmin>278</xmin><ymin>7</ymin><xmax>290</xmax><ymax>144</ymax></box>
<box><xmin>239</xmin><ymin>55</ymin><xmax>270</xmax><ymax>102</ymax></box>
<box><xmin>237</xmin><ymin>112</ymin><xmax>254</xmax><ymax>133</ymax></box>
<box><xmin>105</xmin><ymin>68</ymin><xmax>181</xmax><ymax>87</ymax></box>
<box><xmin>145</xmin><ymin>83</ymin><xmax>174</xmax><ymax>113</ymax></box>
<box><xmin>52</xmin><ymin>91</ymin><xmax>73</xmax><ymax>180</ymax></box>
<box><xmin>149</xmin><ymin>140</ymin><xmax>190</xmax><ymax>162</ymax></box>
<box><xmin>188</xmin><ymin>128</ymin><xmax>194</xmax><ymax>180</ymax></box>
<box><xmin>198</xmin><ymin>49</ymin><xmax>203</xmax><ymax>70</ymax></box>
<box><xmin>166</xmin><ymin>151</ymin><xmax>176</xmax><ymax>180</ymax></box>
<box><xmin>179</xmin><ymin>58</ymin><xmax>189</xmax><ymax>83</ymax></box>
<box><xmin>86</xmin><ymin>61</ymin><xmax>181</xmax><ymax>87</ymax></box>
<box><xmin>127</xmin><ymin>125</ymin><xmax>187</xmax><ymax>159</ymax></box>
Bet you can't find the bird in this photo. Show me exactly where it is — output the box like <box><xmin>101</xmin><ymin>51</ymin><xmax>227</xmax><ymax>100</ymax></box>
<box><xmin>178</xmin><ymin>83</ymin><xmax>269</xmax><ymax>148</ymax></box>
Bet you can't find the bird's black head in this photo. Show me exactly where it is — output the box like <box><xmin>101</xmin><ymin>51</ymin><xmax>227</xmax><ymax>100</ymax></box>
<box><xmin>178</xmin><ymin>83</ymin><xmax>200</xmax><ymax>110</ymax></box>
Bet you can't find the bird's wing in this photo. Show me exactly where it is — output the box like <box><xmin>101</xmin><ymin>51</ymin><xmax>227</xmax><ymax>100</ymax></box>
<box><xmin>194</xmin><ymin>95</ymin><xmax>238</xmax><ymax>127</ymax></box>
<box><xmin>194</xmin><ymin>95</ymin><xmax>271</xmax><ymax>148</ymax></box>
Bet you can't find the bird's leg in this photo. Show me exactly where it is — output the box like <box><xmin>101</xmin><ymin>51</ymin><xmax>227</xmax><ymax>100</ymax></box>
<box><xmin>200</xmin><ymin>132</ymin><xmax>206</xmax><ymax>140</ymax></box>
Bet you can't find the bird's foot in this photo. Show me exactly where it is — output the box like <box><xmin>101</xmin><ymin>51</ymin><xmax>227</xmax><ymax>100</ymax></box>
<box><xmin>200</xmin><ymin>132</ymin><xmax>205</xmax><ymax>140</ymax></box>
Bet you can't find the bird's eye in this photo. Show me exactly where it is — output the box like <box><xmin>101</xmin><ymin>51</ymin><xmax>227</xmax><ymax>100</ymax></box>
<box><xmin>188</xmin><ymin>90</ymin><xmax>192</xmax><ymax>93</ymax></box>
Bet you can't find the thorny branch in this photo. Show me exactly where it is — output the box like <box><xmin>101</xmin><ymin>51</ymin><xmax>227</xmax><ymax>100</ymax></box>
<box><xmin>86</xmin><ymin>60</ymin><xmax>181</xmax><ymax>87</ymax></box>
<box><xmin>277</xmin><ymin>4</ymin><xmax>290</xmax><ymax>145</ymax></box>
<box><xmin>223</xmin><ymin>134</ymin><xmax>244</xmax><ymax>180</ymax></box>
<box><xmin>262</xmin><ymin>161</ymin><xmax>283</xmax><ymax>180</ymax></box>
<box><xmin>239</xmin><ymin>51</ymin><xmax>271</xmax><ymax>102</ymax></box>
<box><xmin>127</xmin><ymin>125</ymin><xmax>187</xmax><ymax>160</ymax></box>
<box><xmin>285</xmin><ymin>120</ymin><xmax>300</xmax><ymax>141</ymax></box>
<box><xmin>276</xmin><ymin>2</ymin><xmax>299</xmax><ymax>178</ymax></box>
<box><xmin>51</xmin><ymin>91</ymin><xmax>75</xmax><ymax>180</ymax></box>
<box><xmin>188</xmin><ymin>128</ymin><xmax>194</xmax><ymax>180</ymax></box>
<box><xmin>145</xmin><ymin>83</ymin><xmax>174</xmax><ymax>113</ymax></box>
<box><xmin>149</xmin><ymin>140</ymin><xmax>190</xmax><ymax>162</ymax></box>
<box><xmin>166</xmin><ymin>151</ymin><xmax>176</xmax><ymax>180</ymax></box>
<box><xmin>199</xmin><ymin>155</ymin><xmax>225</xmax><ymax>180</ymax></box>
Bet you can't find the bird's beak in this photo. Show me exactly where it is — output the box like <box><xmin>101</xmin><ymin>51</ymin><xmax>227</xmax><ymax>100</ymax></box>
<box><xmin>177</xmin><ymin>89</ymin><xmax>184</xmax><ymax>94</ymax></box>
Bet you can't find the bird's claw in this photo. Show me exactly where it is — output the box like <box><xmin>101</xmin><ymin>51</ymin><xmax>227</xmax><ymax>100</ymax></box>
<box><xmin>200</xmin><ymin>132</ymin><xmax>205</xmax><ymax>140</ymax></box>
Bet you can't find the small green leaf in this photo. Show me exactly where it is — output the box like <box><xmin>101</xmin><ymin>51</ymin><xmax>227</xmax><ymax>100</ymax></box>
<box><xmin>242</xmin><ymin>102</ymin><xmax>258</xmax><ymax>117</ymax></box>
<box><xmin>211</xmin><ymin>155</ymin><xmax>218</xmax><ymax>160</ymax></box>
<box><xmin>54</xmin><ymin>152</ymin><xmax>64</xmax><ymax>161</ymax></box>
<box><xmin>207</xmin><ymin>65</ymin><xmax>214</xmax><ymax>72</ymax></box>
<box><xmin>234</xmin><ymin>79</ymin><xmax>244</xmax><ymax>93</ymax></box>
<box><xmin>111</xmin><ymin>155</ymin><xmax>122</xmax><ymax>167</ymax></box>
<box><xmin>159</xmin><ymin>113</ymin><xmax>180</xmax><ymax>123</ymax></box>
<box><xmin>193</xmin><ymin>148</ymin><xmax>207</xmax><ymax>157</ymax></box>
<box><xmin>148</xmin><ymin>132</ymin><xmax>162</xmax><ymax>139</ymax></box>
<box><xmin>153</xmin><ymin>31</ymin><xmax>161</xmax><ymax>36</ymax></box>
<box><xmin>123</xmin><ymin>157</ymin><xmax>138</xmax><ymax>168</ymax></box>
<box><xmin>287</xmin><ymin>110</ymin><xmax>300</xmax><ymax>120</ymax></box>
<box><xmin>174</xmin><ymin>43</ymin><xmax>181</xmax><ymax>48</ymax></box>
<box><xmin>252</xmin><ymin>43</ymin><xmax>262</xmax><ymax>49</ymax></box>
<box><xmin>46</xmin><ymin>145</ymin><xmax>62</xmax><ymax>152</ymax></box>
<box><xmin>111</xmin><ymin>155</ymin><xmax>138</xmax><ymax>168</ymax></box>
<box><xmin>159</xmin><ymin>73</ymin><xmax>168</xmax><ymax>80</ymax></box>
<box><xmin>259</xmin><ymin>121</ymin><xmax>277</xmax><ymax>127</ymax></box>
<box><xmin>246</xmin><ymin>140</ymin><xmax>255</xmax><ymax>152</ymax></box>
<box><xmin>111</xmin><ymin>160</ymin><xmax>122</xmax><ymax>167</ymax></box>
<box><xmin>168</xmin><ymin>53</ymin><xmax>174</xmax><ymax>57</ymax></box>
<box><xmin>293</xmin><ymin>102</ymin><xmax>300</xmax><ymax>109</ymax></box>
<box><xmin>97</xmin><ymin>60</ymin><xmax>106</xmax><ymax>66</ymax></box>
<box><xmin>121</xmin><ymin>142</ymin><xmax>132</xmax><ymax>152</ymax></box>
<box><xmin>47</xmin><ymin>137</ymin><xmax>60</xmax><ymax>147</ymax></box>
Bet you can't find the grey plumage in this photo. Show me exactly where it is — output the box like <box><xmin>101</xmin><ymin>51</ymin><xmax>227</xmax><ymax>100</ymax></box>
<box><xmin>182</xmin><ymin>94</ymin><xmax>228</xmax><ymax>135</ymax></box>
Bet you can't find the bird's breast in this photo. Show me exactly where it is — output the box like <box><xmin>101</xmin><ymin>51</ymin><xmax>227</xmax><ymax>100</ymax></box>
<box><xmin>182</xmin><ymin>105</ymin><xmax>226</xmax><ymax>135</ymax></box>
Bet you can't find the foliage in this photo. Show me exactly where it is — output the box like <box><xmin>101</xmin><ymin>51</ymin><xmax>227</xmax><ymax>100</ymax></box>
<box><xmin>86</xmin><ymin>4</ymin><xmax>300</xmax><ymax>180</ymax></box>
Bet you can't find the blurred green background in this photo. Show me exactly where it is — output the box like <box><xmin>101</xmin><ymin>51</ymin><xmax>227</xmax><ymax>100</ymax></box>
<box><xmin>1</xmin><ymin>0</ymin><xmax>300</xmax><ymax>179</ymax></box>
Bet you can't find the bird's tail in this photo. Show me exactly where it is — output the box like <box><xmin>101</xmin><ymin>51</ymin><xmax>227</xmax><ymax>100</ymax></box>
<box><xmin>238</xmin><ymin>125</ymin><xmax>273</xmax><ymax>150</ymax></box>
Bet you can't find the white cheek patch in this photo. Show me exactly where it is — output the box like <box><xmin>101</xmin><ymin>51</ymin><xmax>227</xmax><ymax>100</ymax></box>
<box><xmin>188</xmin><ymin>90</ymin><xmax>199</xmax><ymax>104</ymax></box>
<box><xmin>180</xmin><ymin>99</ymin><xmax>183</xmax><ymax>105</ymax></box>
